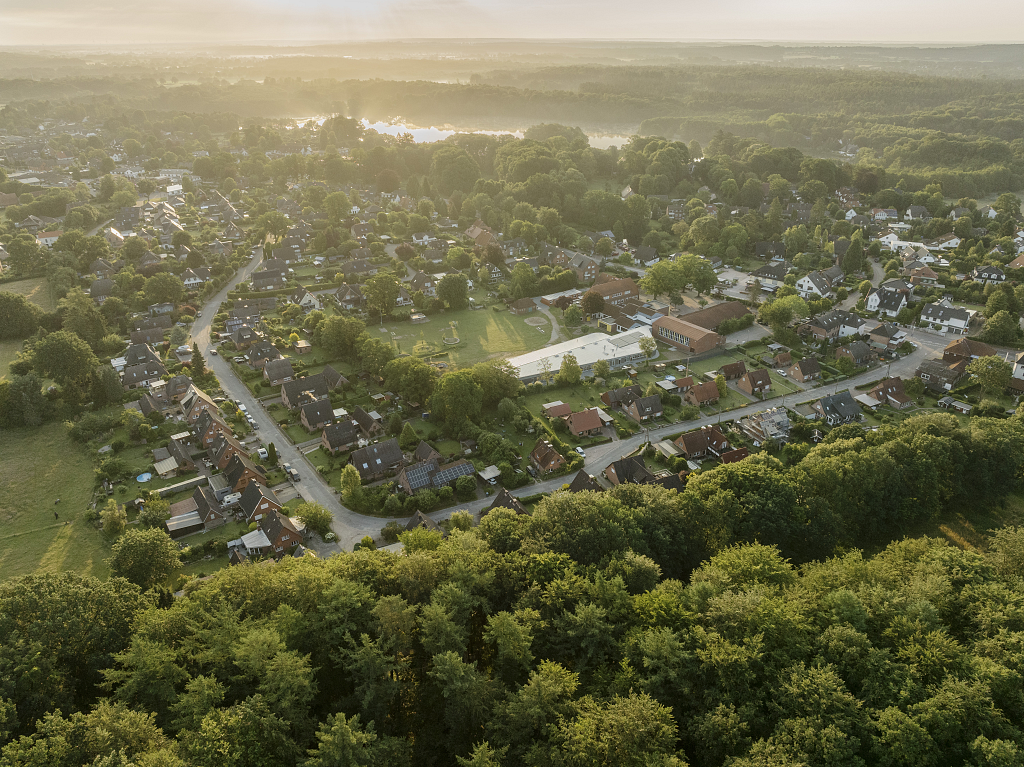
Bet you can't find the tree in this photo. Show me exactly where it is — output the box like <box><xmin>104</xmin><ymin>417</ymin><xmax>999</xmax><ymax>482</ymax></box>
<box><xmin>58</xmin><ymin>289</ymin><xmax>107</xmax><ymax>349</ymax></box>
<box><xmin>0</xmin><ymin>292</ymin><xmax>44</xmax><ymax>339</ymax></box>
<box><xmin>758</xmin><ymin>294</ymin><xmax>808</xmax><ymax>336</ymax></box>
<box><xmin>32</xmin><ymin>330</ymin><xmax>99</xmax><ymax>387</ymax></box>
<box><xmin>363</xmin><ymin>273</ymin><xmax>400</xmax><ymax>323</ymax></box>
<box><xmin>137</xmin><ymin>179</ymin><xmax>156</xmax><ymax>199</ymax></box>
<box><xmin>431</xmin><ymin>370</ymin><xmax>484</xmax><ymax>433</ymax></box>
<box><xmin>191</xmin><ymin>343</ymin><xmax>206</xmax><ymax>377</ymax></box>
<box><xmin>383</xmin><ymin>357</ymin><xmax>439</xmax><ymax>404</ymax></box>
<box><xmin>969</xmin><ymin>355</ymin><xmax>1012</xmax><ymax>394</ymax></box>
<box><xmin>593</xmin><ymin>359</ymin><xmax>612</xmax><ymax>380</ymax></box>
<box><xmin>714</xmin><ymin>374</ymin><xmax>727</xmax><ymax>399</ymax></box>
<box><xmin>144</xmin><ymin>273</ymin><xmax>185</xmax><ymax>306</ymax></box>
<box><xmin>904</xmin><ymin>376</ymin><xmax>925</xmax><ymax>399</ymax></box>
<box><xmin>437</xmin><ymin>273</ymin><xmax>470</xmax><ymax>310</ymax></box>
<box><xmin>580</xmin><ymin>290</ymin><xmax>605</xmax><ymax>316</ymax></box>
<box><xmin>358</xmin><ymin>337</ymin><xmax>396</xmax><ymax>376</ymax></box>
<box><xmin>556</xmin><ymin>353</ymin><xmax>582</xmax><ymax>387</ymax></box>
<box><xmin>339</xmin><ymin>464</ymin><xmax>363</xmax><ymax>505</ymax></box>
<box><xmin>471</xmin><ymin>359</ymin><xmax>524</xmax><ymax>408</ymax></box>
<box><xmin>982</xmin><ymin>310</ymin><xmax>1020</xmax><ymax>345</ymax></box>
<box><xmin>295</xmin><ymin>502</ymin><xmax>333</xmax><ymax>538</ymax></box>
<box><xmin>859</xmin><ymin>279</ymin><xmax>873</xmax><ymax>297</ymax></box>
<box><xmin>399</xmin><ymin>421</ymin><xmax>420</xmax><ymax>451</ymax></box>
<box><xmin>108</xmin><ymin>528</ymin><xmax>181</xmax><ymax>589</ymax></box>
<box><xmin>564</xmin><ymin>304</ymin><xmax>584</xmax><ymax>326</ymax></box>
<box><xmin>639</xmin><ymin>336</ymin><xmax>657</xmax><ymax>365</ymax></box>
<box><xmin>320</xmin><ymin>315</ymin><xmax>366</xmax><ymax>358</ymax></box>
<box><xmin>430</xmin><ymin>146</ymin><xmax>481</xmax><ymax>195</ymax></box>
<box><xmin>267</xmin><ymin>442</ymin><xmax>278</xmax><ymax>465</ymax></box>
<box><xmin>100</xmin><ymin>499</ymin><xmax>127</xmax><ymax>538</ymax></box>
<box><xmin>137</xmin><ymin>497</ymin><xmax>170</xmax><ymax>529</ymax></box>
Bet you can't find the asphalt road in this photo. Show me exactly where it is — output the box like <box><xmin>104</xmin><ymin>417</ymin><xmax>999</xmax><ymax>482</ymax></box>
<box><xmin>188</xmin><ymin>250</ymin><xmax>956</xmax><ymax>554</ymax></box>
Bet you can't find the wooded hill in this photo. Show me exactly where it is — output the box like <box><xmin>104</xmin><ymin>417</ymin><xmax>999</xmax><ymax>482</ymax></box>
<box><xmin>4</xmin><ymin>413</ymin><xmax>1024</xmax><ymax>766</ymax></box>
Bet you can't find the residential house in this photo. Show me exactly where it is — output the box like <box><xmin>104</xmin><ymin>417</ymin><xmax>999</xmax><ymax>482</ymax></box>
<box><xmin>130</xmin><ymin>327</ymin><xmax>164</xmax><ymax>346</ymax></box>
<box><xmin>230</xmin><ymin>325</ymin><xmax>258</xmax><ymax>350</ymax></box>
<box><xmin>907</xmin><ymin>266</ymin><xmax>939</xmax><ymax>287</ymax></box>
<box><xmin>484</xmin><ymin>488</ymin><xmax>529</xmax><ymax>516</ymax></box>
<box><xmin>739</xmin><ymin>408</ymin><xmax>791</xmax><ymax>446</ymax></box>
<box><xmin>261</xmin><ymin>358</ymin><xmax>294</xmax><ymax>387</ymax></box>
<box><xmin>623</xmin><ymin>395</ymin><xmax>663</xmax><ymax>423</ymax></box>
<box><xmin>335</xmin><ymin>283</ymin><xmax>365</xmax><ymax>311</ymax></box>
<box><xmin>570</xmin><ymin>253</ymin><xmax>599</xmax><ymax>283</ymax></box>
<box><xmin>409</xmin><ymin>271</ymin><xmax>436</xmax><ymax>297</ymax></box>
<box><xmin>222</xmin><ymin>454</ymin><xmax>266</xmax><ymax>493</ymax></box>
<box><xmin>866</xmin><ymin>288</ymin><xmax>908</xmax><ymax>318</ymax></box>
<box><xmin>565</xmin><ymin>408</ymin><xmax>605</xmax><ymax>436</ymax></box>
<box><xmin>916</xmin><ymin>358</ymin><xmax>967</xmax><ymax>393</ymax></box>
<box><xmin>181</xmin><ymin>386</ymin><xmax>219</xmax><ymax>424</ymax></box>
<box><xmin>300</xmin><ymin>399</ymin><xmax>334</xmax><ymax>432</ymax></box>
<box><xmin>798</xmin><ymin>309</ymin><xmax>866</xmax><ymax>341</ymax></box>
<box><xmin>869</xmin><ymin>378</ymin><xmax>914</xmax><ymax>409</ymax></box>
<box><xmin>352</xmin><ymin>405</ymin><xmax>383</xmax><ymax>438</ymax></box>
<box><xmin>350</xmin><ymin>438</ymin><xmax>405</xmax><ymax>481</ymax></box>
<box><xmin>750</xmin><ymin>262</ymin><xmax>789</xmax><ymax>290</ymax></box>
<box><xmin>121</xmin><ymin>362</ymin><xmax>167</xmax><ymax>391</ymax></box>
<box><xmin>259</xmin><ymin>509</ymin><xmax>304</xmax><ymax>555</ymax></box>
<box><xmin>684</xmin><ymin>381</ymin><xmax>721</xmax><ymax>407</ymax></box>
<box><xmin>720</xmin><ymin>360</ymin><xmax>747</xmax><ymax>380</ymax></box>
<box><xmin>973</xmin><ymin>265</ymin><xmax>1006</xmax><ymax>285</ymax></box>
<box><xmin>247</xmin><ymin>340</ymin><xmax>282</xmax><ymax>370</ymax></box>
<box><xmin>773</xmin><ymin>350</ymin><xmax>793</xmax><ymax>367</ymax></box>
<box><xmin>395</xmin><ymin>457</ymin><xmax>475</xmax><ymax>495</ymax></box>
<box><xmin>674</xmin><ymin>425</ymin><xmax>730</xmax><ymax>460</ymax></box>
<box><xmin>601</xmin><ymin>385</ymin><xmax>644</xmax><ymax>409</ymax></box>
<box><xmin>867</xmin><ymin>323</ymin><xmax>905</xmax><ymax>351</ymax></box>
<box><xmin>290</xmin><ymin>289</ymin><xmax>323</xmax><ymax>312</ymax></box>
<box><xmin>567</xmin><ymin>469</ymin><xmax>603</xmax><ymax>493</ymax></box>
<box><xmin>542</xmin><ymin>401</ymin><xmax>573</xmax><ymax>418</ymax></box>
<box><xmin>796</xmin><ymin>270</ymin><xmax>835</xmax><ymax>299</ymax></box>
<box><xmin>239</xmin><ymin>482</ymin><xmax>282</xmax><ymax>524</ymax></box>
<box><xmin>209</xmin><ymin>434</ymin><xmax>246</xmax><ymax>471</ymax></box>
<box><xmin>788</xmin><ymin>357</ymin><xmax>821</xmax><ymax>382</ymax></box>
<box><xmin>530</xmin><ymin>439</ymin><xmax>567</xmax><ymax>474</ymax></box>
<box><xmin>812</xmin><ymin>390</ymin><xmax>862</xmax><ymax>426</ymax></box>
<box><xmin>737</xmin><ymin>369</ymin><xmax>772</xmax><ymax>395</ymax></box>
<box><xmin>195</xmin><ymin>410</ymin><xmax>234</xmax><ymax>449</ymax></box>
<box><xmin>935</xmin><ymin>233</ymin><xmax>961</xmax><ymax>250</ymax></box>
<box><xmin>1010</xmin><ymin>351</ymin><xmax>1024</xmax><ymax>393</ymax></box>
<box><xmin>943</xmin><ymin>338</ymin><xmax>997</xmax><ymax>364</ymax></box>
<box><xmin>836</xmin><ymin>341</ymin><xmax>875</xmax><ymax>366</ymax></box>
<box><xmin>920</xmin><ymin>303</ymin><xmax>971</xmax><ymax>334</ymax></box>
<box><xmin>754</xmin><ymin>241</ymin><xmax>787</xmax><ymax>259</ymax></box>
<box><xmin>321</xmin><ymin>420</ymin><xmax>359</xmax><ymax>455</ymax></box>
<box><xmin>166</xmin><ymin>486</ymin><xmax>228</xmax><ymax>538</ymax></box>
<box><xmin>281</xmin><ymin>374</ymin><xmax>331</xmax><ymax>410</ymax></box>
<box><xmin>605</xmin><ymin>456</ymin><xmax>657</xmax><ymax>486</ymax></box>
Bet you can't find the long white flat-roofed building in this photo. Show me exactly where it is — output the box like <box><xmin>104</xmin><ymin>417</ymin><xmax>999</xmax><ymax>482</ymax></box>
<box><xmin>508</xmin><ymin>329</ymin><xmax>654</xmax><ymax>383</ymax></box>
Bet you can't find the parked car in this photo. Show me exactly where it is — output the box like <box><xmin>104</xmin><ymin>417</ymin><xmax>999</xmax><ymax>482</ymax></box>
<box><xmin>238</xmin><ymin>404</ymin><xmax>247</xmax><ymax>413</ymax></box>
<box><xmin>256</xmin><ymin>447</ymin><xmax>269</xmax><ymax>460</ymax></box>
<box><xmin>575</xmin><ymin>447</ymin><xmax>586</xmax><ymax>457</ymax></box>
<box><xmin>209</xmin><ymin>349</ymin><xmax>218</xmax><ymax>356</ymax></box>
<box><xmin>776</xmin><ymin>369</ymin><xmax>786</xmax><ymax>376</ymax></box>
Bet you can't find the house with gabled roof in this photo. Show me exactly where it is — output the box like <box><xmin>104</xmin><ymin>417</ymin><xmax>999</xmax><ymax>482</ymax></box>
<box><xmin>259</xmin><ymin>509</ymin><xmax>304</xmax><ymax>555</ymax></box>
<box><xmin>565</xmin><ymin>407</ymin><xmax>605</xmax><ymax>436</ymax></box>
<box><xmin>484</xmin><ymin>488</ymin><xmax>528</xmax><ymax>516</ymax></box>
<box><xmin>836</xmin><ymin>341</ymin><xmax>875</xmax><ymax>367</ymax></box>
<box><xmin>623</xmin><ymin>395</ymin><xmax>663</xmax><ymax>423</ymax></box>
<box><xmin>263</xmin><ymin>358</ymin><xmax>294</xmax><ymax>387</ymax></box>
<box><xmin>920</xmin><ymin>303</ymin><xmax>970</xmax><ymax>335</ymax></box>
<box><xmin>685</xmin><ymin>381</ymin><xmax>720</xmax><ymax>407</ymax></box>
<box><xmin>281</xmin><ymin>374</ymin><xmax>330</xmax><ymax>410</ymax></box>
<box><xmin>321</xmin><ymin>420</ymin><xmax>359</xmax><ymax>455</ymax></box>
<box><xmin>300</xmin><ymin>399</ymin><xmax>334</xmax><ymax>432</ymax></box>
<box><xmin>943</xmin><ymin>338</ymin><xmax>996</xmax><ymax>364</ymax></box>
<box><xmin>567</xmin><ymin>469</ymin><xmax>603</xmax><ymax>493</ymax></box>
<box><xmin>788</xmin><ymin>357</ymin><xmax>821</xmax><ymax>383</ymax></box>
<box><xmin>223</xmin><ymin>454</ymin><xmax>266</xmax><ymax>493</ymax></box>
<box><xmin>720</xmin><ymin>360</ymin><xmax>747</xmax><ymax>380</ymax></box>
<box><xmin>352</xmin><ymin>405</ymin><xmax>383</xmax><ymax>437</ymax></box>
<box><xmin>530</xmin><ymin>439</ymin><xmax>566</xmax><ymax>474</ymax></box>
<box><xmin>166</xmin><ymin>486</ymin><xmax>228</xmax><ymax>538</ymax></box>
<box><xmin>350</xmin><ymin>438</ymin><xmax>404</xmax><ymax>480</ymax></box>
<box><xmin>605</xmin><ymin>455</ymin><xmax>657</xmax><ymax>486</ymax></box>
<box><xmin>812</xmin><ymin>390</ymin><xmax>862</xmax><ymax>425</ymax></box>
<box><xmin>869</xmin><ymin>378</ymin><xmax>914</xmax><ymax>410</ymax></box>
<box><xmin>737</xmin><ymin>369</ymin><xmax>771</xmax><ymax>395</ymax></box>
<box><xmin>210</xmin><ymin>434</ymin><xmax>247</xmax><ymax>471</ymax></box>
<box><xmin>674</xmin><ymin>425</ymin><xmax>730</xmax><ymax>460</ymax></box>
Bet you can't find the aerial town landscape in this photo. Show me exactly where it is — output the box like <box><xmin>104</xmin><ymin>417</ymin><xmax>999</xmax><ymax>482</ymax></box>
<box><xmin>2</xmin><ymin>27</ymin><xmax>1024</xmax><ymax>767</ymax></box>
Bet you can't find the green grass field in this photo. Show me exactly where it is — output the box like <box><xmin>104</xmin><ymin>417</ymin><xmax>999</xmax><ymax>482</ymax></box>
<box><xmin>1</xmin><ymin>277</ymin><xmax>57</xmax><ymax>312</ymax></box>
<box><xmin>0</xmin><ymin>423</ymin><xmax>111</xmax><ymax>581</ymax></box>
<box><xmin>380</xmin><ymin>307</ymin><xmax>553</xmax><ymax>368</ymax></box>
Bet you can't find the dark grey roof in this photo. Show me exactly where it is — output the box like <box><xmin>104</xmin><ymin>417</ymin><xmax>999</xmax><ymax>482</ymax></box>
<box><xmin>322</xmin><ymin>420</ymin><xmax>358</xmax><ymax>449</ymax></box>
<box><xmin>350</xmin><ymin>438</ymin><xmax>404</xmax><ymax>477</ymax></box>
<box><xmin>921</xmin><ymin>304</ymin><xmax>969</xmax><ymax>323</ymax></box>
<box><xmin>239</xmin><ymin>481</ymin><xmax>280</xmax><ymax>517</ymax></box>
<box><xmin>817</xmin><ymin>390</ymin><xmax>861</xmax><ymax>421</ymax></box>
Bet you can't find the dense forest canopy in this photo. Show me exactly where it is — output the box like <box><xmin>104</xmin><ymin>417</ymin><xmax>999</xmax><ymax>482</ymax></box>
<box><xmin>4</xmin><ymin>415</ymin><xmax>1024</xmax><ymax>765</ymax></box>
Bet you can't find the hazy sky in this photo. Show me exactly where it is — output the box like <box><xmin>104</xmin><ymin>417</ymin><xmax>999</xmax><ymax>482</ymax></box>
<box><xmin>1</xmin><ymin>0</ymin><xmax>1021</xmax><ymax>46</ymax></box>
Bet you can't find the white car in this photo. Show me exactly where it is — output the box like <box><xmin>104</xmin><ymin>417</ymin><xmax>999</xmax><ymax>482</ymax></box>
<box><xmin>575</xmin><ymin>447</ymin><xmax>586</xmax><ymax>457</ymax></box>
<box><xmin>238</xmin><ymin>404</ymin><xmax>247</xmax><ymax>413</ymax></box>
<box><xmin>776</xmin><ymin>369</ymin><xmax>786</xmax><ymax>376</ymax></box>
<box><xmin>209</xmin><ymin>349</ymin><xmax>218</xmax><ymax>356</ymax></box>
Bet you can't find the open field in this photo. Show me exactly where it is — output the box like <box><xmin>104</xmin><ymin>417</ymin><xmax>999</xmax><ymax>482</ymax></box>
<box><xmin>380</xmin><ymin>307</ymin><xmax>552</xmax><ymax>368</ymax></box>
<box><xmin>0</xmin><ymin>277</ymin><xmax>57</xmax><ymax>312</ymax></box>
<box><xmin>0</xmin><ymin>422</ymin><xmax>110</xmax><ymax>581</ymax></box>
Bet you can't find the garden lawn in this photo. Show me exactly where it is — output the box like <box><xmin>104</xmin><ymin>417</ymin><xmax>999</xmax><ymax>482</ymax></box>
<box><xmin>0</xmin><ymin>422</ymin><xmax>110</xmax><ymax>580</ymax></box>
<box><xmin>380</xmin><ymin>306</ymin><xmax>552</xmax><ymax>367</ymax></box>
<box><xmin>1</xmin><ymin>277</ymin><xmax>57</xmax><ymax>312</ymax></box>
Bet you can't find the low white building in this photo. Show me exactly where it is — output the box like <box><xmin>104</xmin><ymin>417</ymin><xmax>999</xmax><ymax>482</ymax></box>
<box><xmin>508</xmin><ymin>329</ymin><xmax>654</xmax><ymax>383</ymax></box>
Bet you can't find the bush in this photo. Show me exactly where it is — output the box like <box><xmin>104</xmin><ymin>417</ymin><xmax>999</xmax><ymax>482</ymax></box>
<box><xmin>455</xmin><ymin>474</ymin><xmax>477</xmax><ymax>500</ymax></box>
<box><xmin>380</xmin><ymin>521</ymin><xmax>403</xmax><ymax>543</ymax></box>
